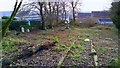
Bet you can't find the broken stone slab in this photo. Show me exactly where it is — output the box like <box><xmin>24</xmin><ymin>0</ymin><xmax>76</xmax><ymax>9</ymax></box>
<box><xmin>84</xmin><ymin>39</ymin><xmax>90</xmax><ymax>42</ymax></box>
<box><xmin>105</xmin><ymin>38</ymin><xmax>113</xmax><ymax>41</ymax></box>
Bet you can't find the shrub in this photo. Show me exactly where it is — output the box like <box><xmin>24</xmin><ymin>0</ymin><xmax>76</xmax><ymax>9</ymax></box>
<box><xmin>30</xmin><ymin>20</ymin><xmax>40</xmax><ymax>29</ymax></box>
<box><xmin>108</xmin><ymin>59</ymin><xmax>120</xmax><ymax>67</ymax></box>
<box><xmin>111</xmin><ymin>1</ymin><xmax>120</xmax><ymax>32</ymax></box>
<box><xmin>112</xmin><ymin>16</ymin><xmax>120</xmax><ymax>31</ymax></box>
<box><xmin>2</xmin><ymin>19</ymin><xmax>40</xmax><ymax>31</ymax></box>
<box><xmin>2</xmin><ymin>16</ymin><xmax>17</xmax><ymax>20</ymax></box>
<box><xmin>2</xmin><ymin>19</ymin><xmax>28</xmax><ymax>31</ymax></box>
<box><xmin>83</xmin><ymin>18</ymin><xmax>95</xmax><ymax>28</ymax></box>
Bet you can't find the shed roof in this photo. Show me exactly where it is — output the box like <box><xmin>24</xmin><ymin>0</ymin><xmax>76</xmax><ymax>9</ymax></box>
<box><xmin>78</xmin><ymin>13</ymin><xmax>91</xmax><ymax>17</ymax></box>
<box><xmin>92</xmin><ymin>11</ymin><xmax>110</xmax><ymax>17</ymax></box>
<box><xmin>98</xmin><ymin>18</ymin><xmax>112</xmax><ymax>22</ymax></box>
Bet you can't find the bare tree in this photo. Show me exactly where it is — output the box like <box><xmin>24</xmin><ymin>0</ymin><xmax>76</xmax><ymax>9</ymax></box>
<box><xmin>71</xmin><ymin>2</ymin><xmax>77</xmax><ymax>22</ymax></box>
<box><xmin>38</xmin><ymin>2</ymin><xmax>46</xmax><ymax>30</ymax></box>
<box><xmin>61</xmin><ymin>2</ymin><xmax>68</xmax><ymax>20</ymax></box>
<box><xmin>48</xmin><ymin>2</ymin><xmax>53</xmax><ymax>29</ymax></box>
<box><xmin>55</xmin><ymin>2</ymin><xmax>59</xmax><ymax>24</ymax></box>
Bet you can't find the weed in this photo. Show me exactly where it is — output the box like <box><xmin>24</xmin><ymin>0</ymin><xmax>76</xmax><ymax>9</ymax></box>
<box><xmin>70</xmin><ymin>42</ymin><xmax>77</xmax><ymax>49</ymax></box>
<box><xmin>54</xmin><ymin>44</ymin><xmax>66</xmax><ymax>51</ymax></box>
<box><xmin>108</xmin><ymin>58</ymin><xmax>120</xmax><ymax>67</ymax></box>
<box><xmin>60</xmin><ymin>44</ymin><xmax>66</xmax><ymax>48</ymax></box>
<box><xmin>72</xmin><ymin>53</ymin><xmax>81</xmax><ymax>58</ymax></box>
<box><xmin>79</xmin><ymin>38</ymin><xmax>84</xmax><ymax>41</ymax></box>
<box><xmin>2</xmin><ymin>36</ymin><xmax>29</xmax><ymax>52</ymax></box>
<box><xmin>68</xmin><ymin>50</ymin><xmax>81</xmax><ymax>59</ymax></box>
<box><xmin>99</xmin><ymin>47</ymin><xmax>106</xmax><ymax>53</ymax></box>
<box><xmin>96</xmin><ymin>45</ymin><xmax>107</xmax><ymax>53</ymax></box>
<box><xmin>77</xmin><ymin>45</ymin><xmax>85</xmax><ymax>51</ymax></box>
<box><xmin>54</xmin><ymin>35</ymin><xmax>58</xmax><ymax>43</ymax></box>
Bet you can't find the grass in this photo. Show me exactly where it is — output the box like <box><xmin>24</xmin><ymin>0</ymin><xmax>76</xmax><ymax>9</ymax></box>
<box><xmin>54</xmin><ymin>44</ymin><xmax>66</xmax><ymax>51</ymax></box>
<box><xmin>54</xmin><ymin>35</ymin><xmax>59</xmax><ymax>43</ymax></box>
<box><xmin>2</xmin><ymin>35</ymin><xmax>29</xmax><ymax>52</ymax></box>
<box><xmin>77</xmin><ymin>45</ymin><xmax>85</xmax><ymax>51</ymax></box>
<box><xmin>68</xmin><ymin>49</ymin><xmax>82</xmax><ymax>60</ymax></box>
<box><xmin>96</xmin><ymin>45</ymin><xmax>107</xmax><ymax>53</ymax></box>
<box><xmin>70</xmin><ymin>42</ymin><xmax>77</xmax><ymax>49</ymax></box>
<box><xmin>108</xmin><ymin>58</ymin><xmax>120</xmax><ymax>67</ymax></box>
<box><xmin>1</xmin><ymin>25</ymin><xmax>118</xmax><ymax>66</ymax></box>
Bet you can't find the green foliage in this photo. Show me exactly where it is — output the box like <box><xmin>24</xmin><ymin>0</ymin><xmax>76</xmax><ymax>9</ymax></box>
<box><xmin>2</xmin><ymin>36</ymin><xmax>29</xmax><ymax>52</ymax></box>
<box><xmin>2</xmin><ymin>19</ymin><xmax>28</xmax><ymax>31</ymax></box>
<box><xmin>54</xmin><ymin>44</ymin><xmax>66</xmax><ymax>51</ymax></box>
<box><xmin>68</xmin><ymin>49</ymin><xmax>81</xmax><ymax>59</ymax></box>
<box><xmin>54</xmin><ymin>35</ymin><xmax>58</xmax><ymax>43</ymax></box>
<box><xmin>60</xmin><ymin>44</ymin><xmax>66</xmax><ymax>48</ymax></box>
<box><xmin>70</xmin><ymin>53</ymin><xmax>81</xmax><ymax>59</ymax></box>
<box><xmin>29</xmin><ymin>20</ymin><xmax>40</xmax><ymax>29</ymax></box>
<box><xmin>112</xmin><ymin>16</ymin><xmax>120</xmax><ymax>31</ymax></box>
<box><xmin>2</xmin><ymin>16</ymin><xmax>17</xmax><ymax>20</ymax></box>
<box><xmin>70</xmin><ymin>42</ymin><xmax>77</xmax><ymax>49</ymax></box>
<box><xmin>96</xmin><ymin>45</ymin><xmax>107</xmax><ymax>53</ymax></box>
<box><xmin>108</xmin><ymin>59</ymin><xmax>120</xmax><ymax>67</ymax></box>
<box><xmin>77</xmin><ymin>45</ymin><xmax>85</xmax><ymax>51</ymax></box>
<box><xmin>111</xmin><ymin>1</ymin><xmax>120</xmax><ymax>31</ymax></box>
<box><xmin>2</xmin><ymin>19</ymin><xmax>40</xmax><ymax>32</ymax></box>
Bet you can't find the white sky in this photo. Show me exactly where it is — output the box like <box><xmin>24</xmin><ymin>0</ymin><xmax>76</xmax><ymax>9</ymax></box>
<box><xmin>0</xmin><ymin>0</ymin><xmax>113</xmax><ymax>12</ymax></box>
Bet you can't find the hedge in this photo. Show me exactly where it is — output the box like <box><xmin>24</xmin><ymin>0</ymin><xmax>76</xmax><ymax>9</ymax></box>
<box><xmin>2</xmin><ymin>19</ymin><xmax>40</xmax><ymax>31</ymax></box>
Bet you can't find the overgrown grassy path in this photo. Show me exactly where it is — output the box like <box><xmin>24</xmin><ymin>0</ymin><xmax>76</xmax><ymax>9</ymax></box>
<box><xmin>2</xmin><ymin>26</ymin><xmax>118</xmax><ymax>66</ymax></box>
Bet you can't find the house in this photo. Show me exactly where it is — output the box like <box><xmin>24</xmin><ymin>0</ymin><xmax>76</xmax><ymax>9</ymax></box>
<box><xmin>16</xmin><ymin>10</ymin><xmax>40</xmax><ymax>21</ymax></box>
<box><xmin>77</xmin><ymin>13</ymin><xmax>91</xmax><ymax>23</ymax></box>
<box><xmin>98</xmin><ymin>18</ymin><xmax>113</xmax><ymax>25</ymax></box>
<box><xmin>91</xmin><ymin>11</ymin><xmax>110</xmax><ymax>23</ymax></box>
<box><xmin>77</xmin><ymin>11</ymin><xmax>112</xmax><ymax>25</ymax></box>
<box><xmin>91</xmin><ymin>11</ymin><xmax>110</xmax><ymax>18</ymax></box>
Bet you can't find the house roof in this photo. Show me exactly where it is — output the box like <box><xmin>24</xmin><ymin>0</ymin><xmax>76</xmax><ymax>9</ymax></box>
<box><xmin>98</xmin><ymin>18</ymin><xmax>112</xmax><ymax>22</ymax></box>
<box><xmin>92</xmin><ymin>11</ymin><xmax>110</xmax><ymax>17</ymax></box>
<box><xmin>78</xmin><ymin>13</ymin><xmax>91</xmax><ymax>17</ymax></box>
<box><xmin>16</xmin><ymin>10</ymin><xmax>39</xmax><ymax>17</ymax></box>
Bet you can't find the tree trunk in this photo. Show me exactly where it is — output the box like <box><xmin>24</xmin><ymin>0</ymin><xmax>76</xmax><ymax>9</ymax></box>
<box><xmin>56</xmin><ymin>2</ymin><xmax>59</xmax><ymax>24</ymax></box>
<box><xmin>71</xmin><ymin>2</ymin><xmax>77</xmax><ymax>23</ymax></box>
<box><xmin>48</xmin><ymin>2</ymin><xmax>53</xmax><ymax>29</ymax></box>
<box><xmin>38</xmin><ymin>2</ymin><xmax>45</xmax><ymax>30</ymax></box>
<box><xmin>73</xmin><ymin>7</ymin><xmax>75</xmax><ymax>22</ymax></box>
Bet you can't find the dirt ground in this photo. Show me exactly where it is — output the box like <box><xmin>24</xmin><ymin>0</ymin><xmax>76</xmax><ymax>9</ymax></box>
<box><xmin>2</xmin><ymin>26</ymin><xmax>118</xmax><ymax>66</ymax></box>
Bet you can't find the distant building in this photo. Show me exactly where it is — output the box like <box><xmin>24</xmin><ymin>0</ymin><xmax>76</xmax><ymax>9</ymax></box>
<box><xmin>91</xmin><ymin>11</ymin><xmax>110</xmax><ymax>18</ymax></box>
<box><xmin>91</xmin><ymin>11</ymin><xmax>110</xmax><ymax>23</ymax></box>
<box><xmin>77</xmin><ymin>13</ymin><xmax>91</xmax><ymax>23</ymax></box>
<box><xmin>0</xmin><ymin>11</ymin><xmax>40</xmax><ymax>21</ymax></box>
<box><xmin>77</xmin><ymin>11</ymin><xmax>112</xmax><ymax>25</ymax></box>
<box><xmin>98</xmin><ymin>18</ymin><xmax>113</xmax><ymax>25</ymax></box>
<box><xmin>16</xmin><ymin>10</ymin><xmax>40</xmax><ymax>21</ymax></box>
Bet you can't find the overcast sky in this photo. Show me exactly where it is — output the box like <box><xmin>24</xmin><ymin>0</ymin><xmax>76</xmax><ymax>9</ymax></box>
<box><xmin>0</xmin><ymin>0</ymin><xmax>113</xmax><ymax>12</ymax></box>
